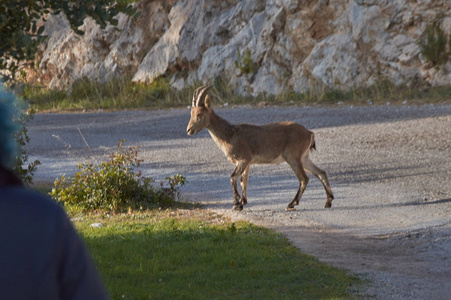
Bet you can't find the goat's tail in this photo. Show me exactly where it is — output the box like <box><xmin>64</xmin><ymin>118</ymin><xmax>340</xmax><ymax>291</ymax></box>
<box><xmin>309</xmin><ymin>132</ymin><xmax>316</xmax><ymax>151</ymax></box>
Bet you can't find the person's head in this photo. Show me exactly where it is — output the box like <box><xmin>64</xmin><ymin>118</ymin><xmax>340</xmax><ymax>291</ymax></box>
<box><xmin>0</xmin><ymin>86</ymin><xmax>18</xmax><ymax>169</ymax></box>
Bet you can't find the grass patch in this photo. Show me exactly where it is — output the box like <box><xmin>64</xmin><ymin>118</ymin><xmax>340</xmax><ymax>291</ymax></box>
<box><xmin>22</xmin><ymin>76</ymin><xmax>195</xmax><ymax>111</ymax></box>
<box><xmin>263</xmin><ymin>80</ymin><xmax>451</xmax><ymax>106</ymax></box>
<box><xmin>21</xmin><ymin>75</ymin><xmax>451</xmax><ymax>112</ymax></box>
<box><xmin>74</xmin><ymin>210</ymin><xmax>360</xmax><ymax>299</ymax></box>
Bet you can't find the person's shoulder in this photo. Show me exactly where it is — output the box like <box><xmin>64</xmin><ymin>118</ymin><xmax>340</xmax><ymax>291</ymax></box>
<box><xmin>0</xmin><ymin>186</ymin><xmax>65</xmax><ymax>218</ymax></box>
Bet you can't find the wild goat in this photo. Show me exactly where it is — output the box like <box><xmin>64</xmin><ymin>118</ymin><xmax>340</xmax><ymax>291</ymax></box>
<box><xmin>186</xmin><ymin>85</ymin><xmax>334</xmax><ymax>211</ymax></box>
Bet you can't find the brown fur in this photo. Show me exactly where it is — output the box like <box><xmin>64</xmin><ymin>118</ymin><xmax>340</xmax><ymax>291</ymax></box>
<box><xmin>187</xmin><ymin>88</ymin><xmax>334</xmax><ymax>211</ymax></box>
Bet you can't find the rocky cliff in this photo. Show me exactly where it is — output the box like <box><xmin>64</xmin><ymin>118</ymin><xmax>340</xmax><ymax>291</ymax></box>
<box><xmin>32</xmin><ymin>0</ymin><xmax>451</xmax><ymax>95</ymax></box>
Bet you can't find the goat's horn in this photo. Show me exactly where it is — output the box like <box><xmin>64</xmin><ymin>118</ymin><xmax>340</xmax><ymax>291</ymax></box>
<box><xmin>194</xmin><ymin>85</ymin><xmax>214</xmax><ymax>107</ymax></box>
<box><xmin>192</xmin><ymin>86</ymin><xmax>206</xmax><ymax>108</ymax></box>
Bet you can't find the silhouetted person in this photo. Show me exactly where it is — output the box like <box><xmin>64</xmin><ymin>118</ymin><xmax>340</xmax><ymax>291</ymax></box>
<box><xmin>0</xmin><ymin>87</ymin><xmax>110</xmax><ymax>299</ymax></box>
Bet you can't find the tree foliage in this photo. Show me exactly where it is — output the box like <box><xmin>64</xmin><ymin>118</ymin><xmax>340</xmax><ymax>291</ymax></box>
<box><xmin>0</xmin><ymin>0</ymin><xmax>139</xmax><ymax>80</ymax></box>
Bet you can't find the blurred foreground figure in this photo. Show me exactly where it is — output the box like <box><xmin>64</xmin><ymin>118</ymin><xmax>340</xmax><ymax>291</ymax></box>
<box><xmin>0</xmin><ymin>87</ymin><xmax>109</xmax><ymax>300</ymax></box>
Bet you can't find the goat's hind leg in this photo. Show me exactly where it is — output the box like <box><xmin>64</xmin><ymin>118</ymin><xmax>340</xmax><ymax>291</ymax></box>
<box><xmin>302</xmin><ymin>156</ymin><xmax>334</xmax><ymax>208</ymax></box>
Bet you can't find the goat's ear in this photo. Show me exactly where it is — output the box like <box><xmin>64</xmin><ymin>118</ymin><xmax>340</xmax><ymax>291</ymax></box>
<box><xmin>204</xmin><ymin>95</ymin><xmax>212</xmax><ymax>110</ymax></box>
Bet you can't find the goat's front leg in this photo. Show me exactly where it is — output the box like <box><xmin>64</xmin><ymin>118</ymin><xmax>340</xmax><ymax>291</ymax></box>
<box><xmin>285</xmin><ymin>157</ymin><xmax>309</xmax><ymax>211</ymax></box>
<box><xmin>231</xmin><ymin>161</ymin><xmax>250</xmax><ymax>211</ymax></box>
<box><xmin>240</xmin><ymin>165</ymin><xmax>250</xmax><ymax>206</ymax></box>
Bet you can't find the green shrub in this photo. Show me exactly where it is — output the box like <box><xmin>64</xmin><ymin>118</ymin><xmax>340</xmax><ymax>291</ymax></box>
<box><xmin>5</xmin><ymin>91</ymin><xmax>42</xmax><ymax>186</ymax></box>
<box><xmin>51</xmin><ymin>140</ymin><xmax>186</xmax><ymax>212</ymax></box>
<box><xmin>235</xmin><ymin>48</ymin><xmax>255</xmax><ymax>74</ymax></box>
<box><xmin>13</xmin><ymin>108</ymin><xmax>41</xmax><ymax>185</ymax></box>
<box><xmin>419</xmin><ymin>22</ymin><xmax>450</xmax><ymax>67</ymax></box>
<box><xmin>216</xmin><ymin>26</ymin><xmax>230</xmax><ymax>38</ymax></box>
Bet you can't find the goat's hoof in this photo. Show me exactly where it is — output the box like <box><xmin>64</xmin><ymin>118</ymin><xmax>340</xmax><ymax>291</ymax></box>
<box><xmin>324</xmin><ymin>203</ymin><xmax>332</xmax><ymax>208</ymax></box>
<box><xmin>286</xmin><ymin>207</ymin><xmax>296</xmax><ymax>211</ymax></box>
<box><xmin>232</xmin><ymin>205</ymin><xmax>243</xmax><ymax>211</ymax></box>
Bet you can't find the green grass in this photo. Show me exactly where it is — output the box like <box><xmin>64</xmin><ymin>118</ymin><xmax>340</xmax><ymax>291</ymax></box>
<box><xmin>22</xmin><ymin>76</ymin><xmax>192</xmax><ymax>111</ymax></box>
<box><xmin>21</xmin><ymin>75</ymin><xmax>451</xmax><ymax>112</ymax></box>
<box><xmin>74</xmin><ymin>210</ymin><xmax>360</xmax><ymax>299</ymax></box>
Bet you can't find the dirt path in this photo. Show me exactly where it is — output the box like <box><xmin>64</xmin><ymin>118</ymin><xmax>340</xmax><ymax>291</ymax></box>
<box><xmin>27</xmin><ymin>104</ymin><xmax>451</xmax><ymax>299</ymax></box>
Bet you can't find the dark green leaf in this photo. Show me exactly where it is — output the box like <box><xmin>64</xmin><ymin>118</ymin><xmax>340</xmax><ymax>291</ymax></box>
<box><xmin>37</xmin><ymin>25</ymin><xmax>45</xmax><ymax>35</ymax></box>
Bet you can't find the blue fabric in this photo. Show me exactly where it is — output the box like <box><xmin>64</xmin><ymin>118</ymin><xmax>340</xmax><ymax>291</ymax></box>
<box><xmin>0</xmin><ymin>187</ymin><xmax>109</xmax><ymax>299</ymax></box>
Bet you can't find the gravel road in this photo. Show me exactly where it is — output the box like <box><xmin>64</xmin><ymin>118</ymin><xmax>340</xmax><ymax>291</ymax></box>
<box><xmin>27</xmin><ymin>104</ymin><xmax>450</xmax><ymax>299</ymax></box>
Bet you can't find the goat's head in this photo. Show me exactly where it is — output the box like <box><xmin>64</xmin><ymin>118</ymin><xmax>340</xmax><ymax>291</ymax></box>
<box><xmin>186</xmin><ymin>85</ymin><xmax>214</xmax><ymax>135</ymax></box>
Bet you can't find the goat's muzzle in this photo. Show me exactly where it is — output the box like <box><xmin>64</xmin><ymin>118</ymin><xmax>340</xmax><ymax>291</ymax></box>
<box><xmin>186</xmin><ymin>126</ymin><xmax>196</xmax><ymax>136</ymax></box>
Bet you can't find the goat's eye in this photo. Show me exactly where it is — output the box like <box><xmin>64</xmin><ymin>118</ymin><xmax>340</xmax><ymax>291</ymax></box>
<box><xmin>197</xmin><ymin>113</ymin><xmax>201</xmax><ymax>119</ymax></box>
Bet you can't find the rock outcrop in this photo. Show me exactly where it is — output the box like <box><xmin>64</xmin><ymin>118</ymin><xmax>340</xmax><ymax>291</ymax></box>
<box><xmin>32</xmin><ymin>0</ymin><xmax>451</xmax><ymax>95</ymax></box>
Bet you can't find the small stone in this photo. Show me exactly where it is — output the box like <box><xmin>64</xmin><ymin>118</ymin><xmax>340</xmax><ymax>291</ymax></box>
<box><xmin>90</xmin><ymin>223</ymin><xmax>103</xmax><ymax>228</ymax></box>
<box><xmin>258</xmin><ymin>101</ymin><xmax>269</xmax><ymax>108</ymax></box>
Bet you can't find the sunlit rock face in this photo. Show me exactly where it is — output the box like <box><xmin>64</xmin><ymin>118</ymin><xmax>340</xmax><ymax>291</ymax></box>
<box><xmin>32</xmin><ymin>0</ymin><xmax>451</xmax><ymax>94</ymax></box>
